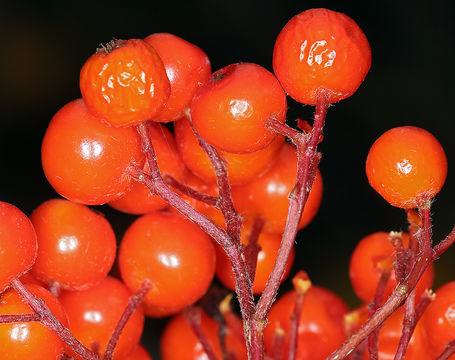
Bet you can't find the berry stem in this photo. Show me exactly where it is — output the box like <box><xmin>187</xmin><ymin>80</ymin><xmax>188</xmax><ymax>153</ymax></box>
<box><xmin>436</xmin><ymin>339</ymin><xmax>455</xmax><ymax>360</ymax></box>
<box><xmin>0</xmin><ymin>313</ymin><xmax>41</xmax><ymax>323</ymax></box>
<box><xmin>103</xmin><ymin>279</ymin><xmax>151</xmax><ymax>360</ymax></box>
<box><xmin>133</xmin><ymin>121</ymin><xmax>256</xmax><ymax>350</ymax></box>
<box><xmin>164</xmin><ymin>175</ymin><xmax>219</xmax><ymax>207</ymax></box>
<box><xmin>183</xmin><ymin>306</ymin><xmax>219</xmax><ymax>360</ymax></box>
<box><xmin>433</xmin><ymin>225</ymin><xmax>455</xmax><ymax>260</ymax></box>
<box><xmin>244</xmin><ymin>217</ymin><xmax>265</xmax><ymax>284</ymax></box>
<box><xmin>10</xmin><ymin>278</ymin><xmax>99</xmax><ymax>360</ymax></box>
<box><xmin>328</xmin><ymin>199</ymin><xmax>435</xmax><ymax>360</ymax></box>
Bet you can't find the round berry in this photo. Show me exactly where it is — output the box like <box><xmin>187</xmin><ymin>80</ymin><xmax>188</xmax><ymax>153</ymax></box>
<box><xmin>191</xmin><ymin>62</ymin><xmax>287</xmax><ymax>153</ymax></box>
<box><xmin>80</xmin><ymin>39</ymin><xmax>170</xmax><ymax>127</ymax></box>
<box><xmin>273</xmin><ymin>8</ymin><xmax>371</xmax><ymax>105</ymax></box>
<box><xmin>144</xmin><ymin>33</ymin><xmax>211</xmax><ymax>123</ymax></box>
<box><xmin>119</xmin><ymin>212</ymin><xmax>216</xmax><ymax>309</ymax></box>
<box><xmin>41</xmin><ymin>99</ymin><xmax>145</xmax><ymax>205</ymax></box>
<box><xmin>0</xmin><ymin>202</ymin><xmax>38</xmax><ymax>294</ymax></box>
<box><xmin>30</xmin><ymin>199</ymin><xmax>116</xmax><ymax>290</ymax></box>
<box><xmin>366</xmin><ymin>126</ymin><xmax>447</xmax><ymax>208</ymax></box>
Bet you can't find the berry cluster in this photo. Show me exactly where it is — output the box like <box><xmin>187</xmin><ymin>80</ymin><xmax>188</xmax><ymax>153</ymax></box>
<box><xmin>1</xmin><ymin>7</ymin><xmax>454</xmax><ymax>360</ymax></box>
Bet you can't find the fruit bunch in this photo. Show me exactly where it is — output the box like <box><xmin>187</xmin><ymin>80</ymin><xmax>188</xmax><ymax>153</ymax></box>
<box><xmin>1</xmin><ymin>7</ymin><xmax>454</xmax><ymax>360</ymax></box>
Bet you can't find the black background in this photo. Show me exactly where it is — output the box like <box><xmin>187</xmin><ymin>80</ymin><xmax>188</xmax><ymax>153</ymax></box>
<box><xmin>1</xmin><ymin>1</ymin><xmax>454</xmax><ymax>358</ymax></box>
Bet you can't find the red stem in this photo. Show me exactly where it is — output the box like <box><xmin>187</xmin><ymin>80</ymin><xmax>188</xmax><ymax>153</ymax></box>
<box><xmin>183</xmin><ymin>306</ymin><xmax>219</xmax><ymax>360</ymax></box>
<box><xmin>164</xmin><ymin>175</ymin><xmax>219</xmax><ymax>207</ymax></box>
<box><xmin>0</xmin><ymin>313</ymin><xmax>41</xmax><ymax>323</ymax></box>
<box><xmin>103</xmin><ymin>280</ymin><xmax>151</xmax><ymax>360</ymax></box>
<box><xmin>11</xmin><ymin>279</ymin><xmax>99</xmax><ymax>360</ymax></box>
<box><xmin>436</xmin><ymin>339</ymin><xmax>455</xmax><ymax>360</ymax></box>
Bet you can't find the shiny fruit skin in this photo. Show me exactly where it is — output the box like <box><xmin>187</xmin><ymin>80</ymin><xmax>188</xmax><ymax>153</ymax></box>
<box><xmin>30</xmin><ymin>199</ymin><xmax>116</xmax><ymax>290</ymax></box>
<box><xmin>365</xmin><ymin>126</ymin><xmax>447</xmax><ymax>208</ymax></box>
<box><xmin>422</xmin><ymin>281</ymin><xmax>455</xmax><ymax>357</ymax></box>
<box><xmin>41</xmin><ymin>99</ymin><xmax>145</xmax><ymax>205</ymax></box>
<box><xmin>174</xmin><ymin>114</ymin><xmax>285</xmax><ymax>185</ymax></box>
<box><xmin>273</xmin><ymin>8</ymin><xmax>371</xmax><ymax>105</ymax></box>
<box><xmin>59</xmin><ymin>276</ymin><xmax>144</xmax><ymax>360</ymax></box>
<box><xmin>0</xmin><ymin>201</ymin><xmax>38</xmax><ymax>293</ymax></box>
<box><xmin>161</xmin><ymin>310</ymin><xmax>247</xmax><ymax>360</ymax></box>
<box><xmin>215</xmin><ymin>227</ymin><xmax>295</xmax><ymax>294</ymax></box>
<box><xmin>109</xmin><ymin>123</ymin><xmax>187</xmax><ymax>214</ymax></box>
<box><xmin>80</xmin><ymin>39</ymin><xmax>170</xmax><ymax>127</ymax></box>
<box><xmin>264</xmin><ymin>287</ymin><xmax>349</xmax><ymax>360</ymax></box>
<box><xmin>349</xmin><ymin>232</ymin><xmax>434</xmax><ymax>303</ymax></box>
<box><xmin>0</xmin><ymin>284</ymin><xmax>68</xmax><ymax>360</ymax></box>
<box><xmin>191</xmin><ymin>62</ymin><xmax>287</xmax><ymax>153</ymax></box>
<box><xmin>231</xmin><ymin>144</ymin><xmax>323</xmax><ymax>234</ymax></box>
<box><xmin>144</xmin><ymin>33</ymin><xmax>211</xmax><ymax>123</ymax></box>
<box><xmin>120</xmin><ymin>345</ymin><xmax>153</xmax><ymax>360</ymax></box>
<box><xmin>119</xmin><ymin>212</ymin><xmax>216</xmax><ymax>308</ymax></box>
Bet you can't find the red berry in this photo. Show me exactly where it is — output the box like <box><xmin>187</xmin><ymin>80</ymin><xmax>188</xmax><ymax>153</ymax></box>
<box><xmin>174</xmin><ymin>114</ymin><xmax>284</xmax><ymax>185</ymax></box>
<box><xmin>30</xmin><ymin>199</ymin><xmax>116</xmax><ymax>290</ymax></box>
<box><xmin>264</xmin><ymin>286</ymin><xmax>349</xmax><ymax>360</ymax></box>
<box><xmin>366</xmin><ymin>126</ymin><xmax>447</xmax><ymax>208</ymax></box>
<box><xmin>161</xmin><ymin>310</ymin><xmax>247</xmax><ymax>360</ymax></box>
<box><xmin>349</xmin><ymin>232</ymin><xmax>434</xmax><ymax>303</ymax></box>
<box><xmin>41</xmin><ymin>99</ymin><xmax>145</xmax><ymax>205</ymax></box>
<box><xmin>191</xmin><ymin>62</ymin><xmax>287</xmax><ymax>153</ymax></box>
<box><xmin>80</xmin><ymin>39</ymin><xmax>170</xmax><ymax>127</ymax></box>
<box><xmin>0</xmin><ymin>202</ymin><xmax>37</xmax><ymax>294</ymax></box>
<box><xmin>273</xmin><ymin>8</ymin><xmax>371</xmax><ymax>105</ymax></box>
<box><xmin>119</xmin><ymin>212</ymin><xmax>216</xmax><ymax>308</ymax></box>
<box><xmin>59</xmin><ymin>276</ymin><xmax>144</xmax><ymax>359</ymax></box>
<box><xmin>0</xmin><ymin>284</ymin><xmax>68</xmax><ymax>360</ymax></box>
<box><xmin>144</xmin><ymin>33</ymin><xmax>211</xmax><ymax>123</ymax></box>
<box><xmin>231</xmin><ymin>144</ymin><xmax>323</xmax><ymax>234</ymax></box>
<box><xmin>121</xmin><ymin>345</ymin><xmax>153</xmax><ymax>360</ymax></box>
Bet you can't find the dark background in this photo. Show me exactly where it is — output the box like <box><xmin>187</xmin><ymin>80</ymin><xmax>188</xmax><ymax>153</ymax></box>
<box><xmin>1</xmin><ymin>0</ymin><xmax>454</xmax><ymax>358</ymax></box>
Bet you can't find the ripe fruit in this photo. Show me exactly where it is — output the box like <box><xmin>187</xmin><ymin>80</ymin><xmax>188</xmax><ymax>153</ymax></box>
<box><xmin>109</xmin><ymin>123</ymin><xmax>187</xmax><ymax>214</ymax></box>
<box><xmin>0</xmin><ymin>283</ymin><xmax>68</xmax><ymax>360</ymax></box>
<box><xmin>174</xmin><ymin>114</ymin><xmax>285</xmax><ymax>185</ymax></box>
<box><xmin>59</xmin><ymin>276</ymin><xmax>144</xmax><ymax>359</ymax></box>
<box><xmin>119</xmin><ymin>212</ymin><xmax>216</xmax><ymax>308</ymax></box>
<box><xmin>264</xmin><ymin>286</ymin><xmax>349</xmax><ymax>360</ymax></box>
<box><xmin>231</xmin><ymin>144</ymin><xmax>323</xmax><ymax>234</ymax></box>
<box><xmin>366</xmin><ymin>126</ymin><xmax>447</xmax><ymax>208</ymax></box>
<box><xmin>273</xmin><ymin>8</ymin><xmax>371</xmax><ymax>105</ymax></box>
<box><xmin>0</xmin><ymin>202</ymin><xmax>38</xmax><ymax>294</ymax></box>
<box><xmin>80</xmin><ymin>39</ymin><xmax>170</xmax><ymax>127</ymax></box>
<box><xmin>215</xmin><ymin>226</ymin><xmax>295</xmax><ymax>294</ymax></box>
<box><xmin>121</xmin><ymin>345</ymin><xmax>153</xmax><ymax>360</ymax></box>
<box><xmin>349</xmin><ymin>232</ymin><xmax>434</xmax><ymax>303</ymax></box>
<box><xmin>30</xmin><ymin>199</ymin><xmax>116</xmax><ymax>290</ymax></box>
<box><xmin>41</xmin><ymin>99</ymin><xmax>145</xmax><ymax>205</ymax></box>
<box><xmin>422</xmin><ymin>281</ymin><xmax>455</xmax><ymax>357</ymax></box>
<box><xmin>160</xmin><ymin>310</ymin><xmax>247</xmax><ymax>360</ymax></box>
<box><xmin>144</xmin><ymin>33</ymin><xmax>211</xmax><ymax>123</ymax></box>
<box><xmin>191</xmin><ymin>62</ymin><xmax>287</xmax><ymax>153</ymax></box>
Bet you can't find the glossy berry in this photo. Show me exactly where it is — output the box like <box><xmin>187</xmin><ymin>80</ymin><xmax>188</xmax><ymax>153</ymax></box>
<box><xmin>0</xmin><ymin>283</ymin><xmax>68</xmax><ymax>360</ymax></box>
<box><xmin>119</xmin><ymin>212</ymin><xmax>216</xmax><ymax>309</ymax></box>
<box><xmin>80</xmin><ymin>39</ymin><xmax>170</xmax><ymax>127</ymax></box>
<box><xmin>0</xmin><ymin>202</ymin><xmax>37</xmax><ymax>293</ymax></box>
<box><xmin>59</xmin><ymin>276</ymin><xmax>144</xmax><ymax>359</ymax></box>
<box><xmin>273</xmin><ymin>8</ymin><xmax>371</xmax><ymax>105</ymax></box>
<box><xmin>161</xmin><ymin>310</ymin><xmax>247</xmax><ymax>360</ymax></box>
<box><xmin>366</xmin><ymin>126</ymin><xmax>447</xmax><ymax>208</ymax></box>
<box><xmin>144</xmin><ymin>33</ymin><xmax>211</xmax><ymax>123</ymax></box>
<box><xmin>174</xmin><ymin>114</ymin><xmax>284</xmax><ymax>185</ymax></box>
<box><xmin>191</xmin><ymin>62</ymin><xmax>287</xmax><ymax>153</ymax></box>
<box><xmin>349</xmin><ymin>232</ymin><xmax>434</xmax><ymax>303</ymax></box>
<box><xmin>363</xmin><ymin>308</ymin><xmax>433</xmax><ymax>360</ymax></box>
<box><xmin>30</xmin><ymin>199</ymin><xmax>116</xmax><ymax>290</ymax></box>
<box><xmin>422</xmin><ymin>281</ymin><xmax>455</xmax><ymax>357</ymax></box>
<box><xmin>109</xmin><ymin>123</ymin><xmax>187</xmax><ymax>214</ymax></box>
<box><xmin>231</xmin><ymin>144</ymin><xmax>323</xmax><ymax>234</ymax></box>
<box><xmin>264</xmin><ymin>286</ymin><xmax>349</xmax><ymax>360</ymax></box>
<box><xmin>215</xmin><ymin>225</ymin><xmax>295</xmax><ymax>294</ymax></box>
<box><xmin>121</xmin><ymin>345</ymin><xmax>153</xmax><ymax>360</ymax></box>
<box><xmin>42</xmin><ymin>99</ymin><xmax>145</xmax><ymax>205</ymax></box>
